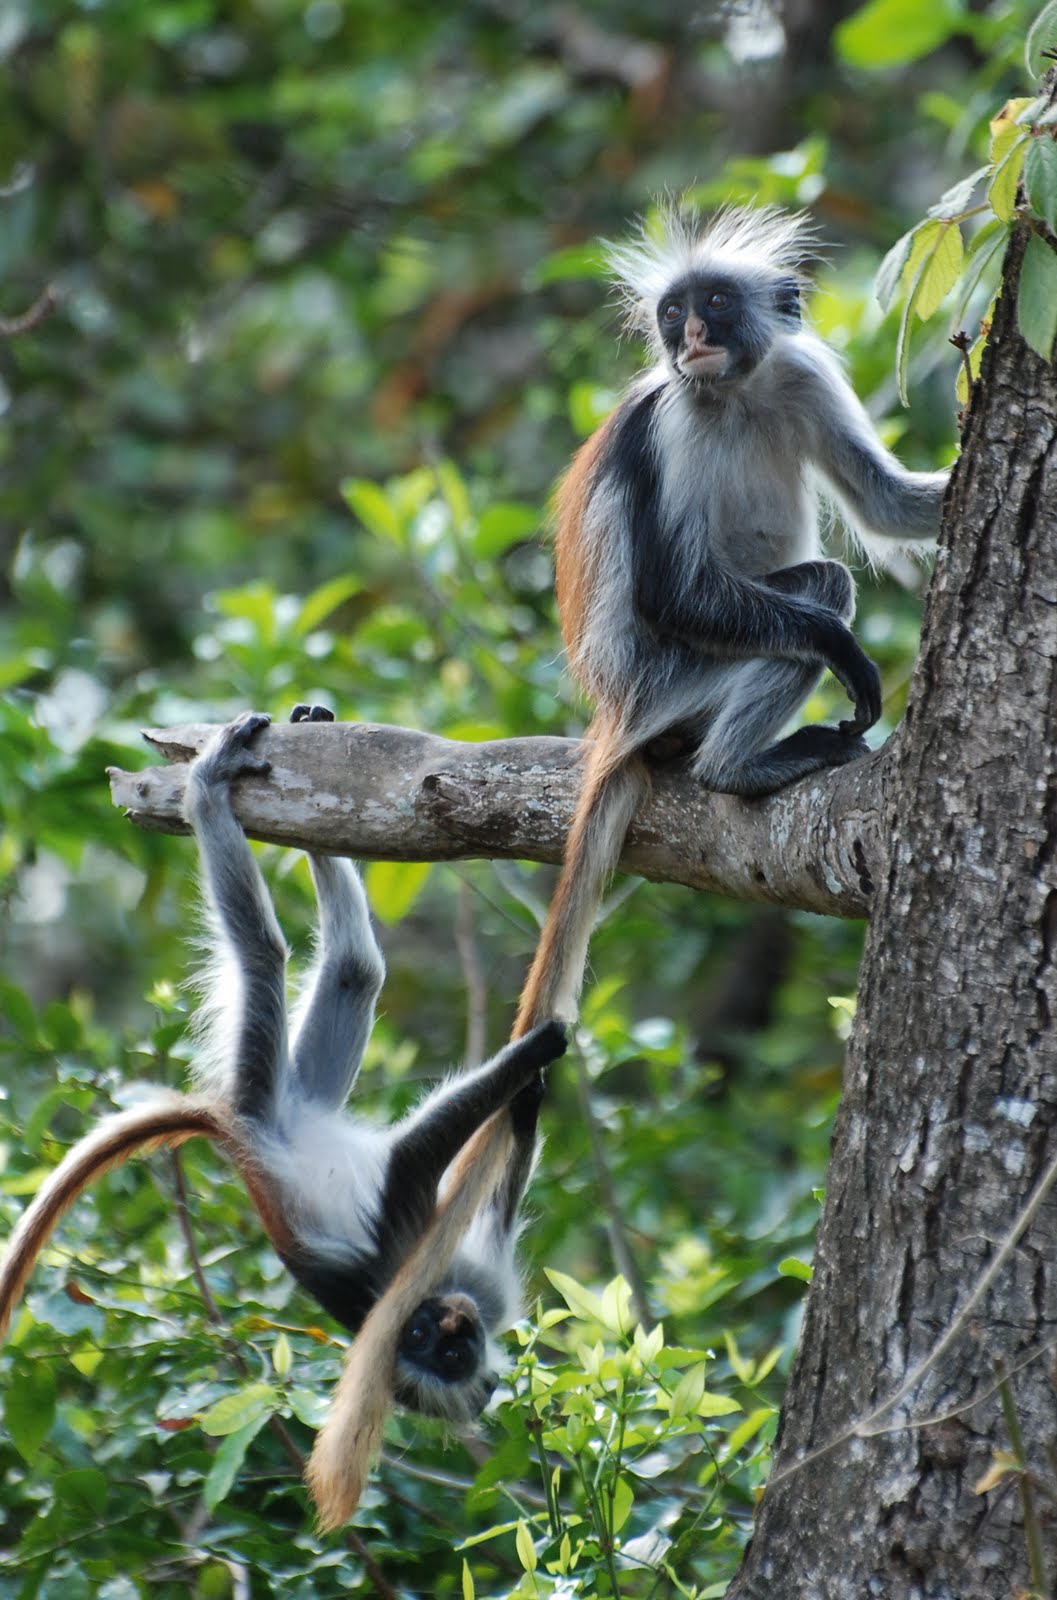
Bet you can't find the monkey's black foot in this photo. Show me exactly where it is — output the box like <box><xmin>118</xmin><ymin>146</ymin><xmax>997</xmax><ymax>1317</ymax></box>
<box><xmin>782</xmin><ymin>723</ymin><xmax>870</xmax><ymax>767</ymax></box>
<box><xmin>290</xmin><ymin>703</ymin><xmax>335</xmax><ymax>724</ymax></box>
<box><xmin>197</xmin><ymin>711</ymin><xmax>272</xmax><ymax>784</ymax></box>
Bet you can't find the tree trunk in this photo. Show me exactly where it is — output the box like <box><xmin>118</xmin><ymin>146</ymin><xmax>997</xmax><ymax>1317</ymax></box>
<box><xmin>729</xmin><ymin>224</ymin><xmax>1057</xmax><ymax>1598</ymax></box>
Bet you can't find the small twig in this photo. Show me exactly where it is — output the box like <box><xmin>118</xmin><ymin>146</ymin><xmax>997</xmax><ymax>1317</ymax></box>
<box><xmin>994</xmin><ymin>1359</ymin><xmax>1050</xmax><ymax>1595</ymax></box>
<box><xmin>949</xmin><ymin>330</ymin><xmax>974</xmax><ymax>411</ymax></box>
<box><xmin>0</xmin><ymin>285</ymin><xmax>59</xmax><ymax>339</ymax></box>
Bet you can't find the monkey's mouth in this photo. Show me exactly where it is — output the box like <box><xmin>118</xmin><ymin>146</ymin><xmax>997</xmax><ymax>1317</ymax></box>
<box><xmin>679</xmin><ymin>346</ymin><xmax>728</xmax><ymax>378</ymax></box>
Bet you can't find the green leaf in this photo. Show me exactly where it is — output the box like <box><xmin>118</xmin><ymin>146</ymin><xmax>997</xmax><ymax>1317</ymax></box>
<box><xmin>723</xmin><ymin>1406</ymin><xmax>776</xmax><ymax>1457</ymax></box>
<box><xmin>914</xmin><ymin>222</ymin><xmax>964</xmax><ymax>319</ymax></box>
<box><xmin>778</xmin><ymin>1255</ymin><xmax>813</xmax><ymax>1282</ymax></box>
<box><xmin>927</xmin><ymin>166</ymin><xmax>989</xmax><ymax>220</ymax></box>
<box><xmin>272</xmin><ymin>1330</ymin><xmax>292</xmax><ymax>1377</ymax></box>
<box><xmin>54</xmin><ymin>1466</ymin><xmax>108</xmax><ymax>1515</ymax></box>
<box><xmin>533</xmin><ymin>241</ymin><xmax>608</xmax><ymax>285</ymax></box>
<box><xmin>875</xmin><ymin>227</ymin><xmax>917</xmax><ymax>312</ymax></box>
<box><xmin>894</xmin><ymin>221</ymin><xmax>963</xmax><ymax>403</ymax></box>
<box><xmin>834</xmin><ymin>0</ymin><xmax>964</xmax><ymax>69</ymax></box>
<box><xmin>545</xmin><ymin>1268</ymin><xmax>606</xmax><ymax>1324</ymax></box>
<box><xmin>1024</xmin><ymin>137</ymin><xmax>1057</xmax><ymax>234</ymax></box>
<box><xmin>200</xmin><ymin>1381</ymin><xmax>277</xmax><ymax>1437</ymax></box>
<box><xmin>514</xmin><ymin>1519</ymin><xmax>538</xmax><ymax>1573</ymax></box>
<box><xmin>474</xmin><ymin>502</ymin><xmax>540</xmax><ymax>558</ymax></box>
<box><xmin>365</xmin><ymin>859</ymin><xmax>432</xmax><ymax>924</ymax></box>
<box><xmin>610</xmin><ymin>1475</ymin><xmax>634</xmax><ymax>1533</ymax></box>
<box><xmin>1026</xmin><ymin>0</ymin><xmax>1057</xmax><ymax>76</ymax></box>
<box><xmin>568</xmin><ymin>380</ymin><xmax>618</xmax><ymax>437</ymax></box>
<box><xmin>989</xmin><ymin>103</ymin><xmax>1032</xmax><ymax>223</ymax></box>
<box><xmin>203</xmin><ymin>1415</ymin><xmax>269</xmax><ymax>1510</ymax></box>
<box><xmin>669</xmin><ymin>1363</ymin><xmax>707</xmax><ymax>1419</ymax></box>
<box><xmin>1017</xmin><ymin>233</ymin><xmax>1057</xmax><ymax>360</ymax></box>
<box><xmin>340</xmin><ymin>479</ymin><xmax>405</xmax><ymax>546</ymax></box>
<box><xmin>295</xmin><ymin>574</ymin><xmax>363</xmax><ymax>636</ymax></box>
<box><xmin>461</xmin><ymin>1558</ymin><xmax>476</xmax><ymax>1600</ymax></box>
<box><xmin>436</xmin><ymin>459</ymin><xmax>472</xmax><ymax>535</ymax></box>
<box><xmin>4</xmin><ymin>1360</ymin><xmax>56</xmax><ymax>1460</ymax></box>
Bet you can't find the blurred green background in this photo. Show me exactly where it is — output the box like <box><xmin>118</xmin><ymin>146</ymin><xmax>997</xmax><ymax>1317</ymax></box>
<box><xmin>0</xmin><ymin>1</ymin><xmax>1034</xmax><ymax>1594</ymax></box>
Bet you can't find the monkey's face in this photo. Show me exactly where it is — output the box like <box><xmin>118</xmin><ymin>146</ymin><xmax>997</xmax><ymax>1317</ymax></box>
<box><xmin>393</xmin><ymin>1292</ymin><xmax>498</xmax><ymax>1421</ymax></box>
<box><xmin>656</xmin><ymin>273</ymin><xmax>797</xmax><ymax>385</ymax></box>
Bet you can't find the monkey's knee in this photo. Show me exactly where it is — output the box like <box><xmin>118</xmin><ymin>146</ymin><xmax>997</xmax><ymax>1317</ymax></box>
<box><xmin>767</xmin><ymin>559</ymin><xmax>855</xmax><ymax>620</ymax></box>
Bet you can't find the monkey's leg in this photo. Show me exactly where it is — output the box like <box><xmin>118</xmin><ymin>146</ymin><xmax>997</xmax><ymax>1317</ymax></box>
<box><xmin>691</xmin><ymin>655</ymin><xmax>869</xmax><ymax>798</ymax></box>
<box><xmin>763</xmin><ymin>558</ymin><xmax>855</xmax><ymax>618</ymax></box>
<box><xmin>184</xmin><ymin>713</ymin><xmax>290</xmax><ymax>1121</ymax></box>
<box><xmin>290</xmin><ymin>855</ymin><xmax>386</xmax><ymax>1107</ymax></box>
<box><xmin>285</xmin><ymin>705</ymin><xmax>386</xmax><ymax>1105</ymax></box>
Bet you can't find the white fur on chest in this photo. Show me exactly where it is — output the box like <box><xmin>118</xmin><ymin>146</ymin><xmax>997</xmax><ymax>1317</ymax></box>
<box><xmin>652</xmin><ymin>379</ymin><xmax>818</xmax><ymax>575</ymax></box>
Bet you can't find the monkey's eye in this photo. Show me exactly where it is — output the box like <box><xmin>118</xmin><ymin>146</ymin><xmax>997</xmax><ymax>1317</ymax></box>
<box><xmin>661</xmin><ymin>301</ymin><xmax>684</xmax><ymax>323</ymax></box>
<box><xmin>705</xmin><ymin>291</ymin><xmax>731</xmax><ymax>311</ymax></box>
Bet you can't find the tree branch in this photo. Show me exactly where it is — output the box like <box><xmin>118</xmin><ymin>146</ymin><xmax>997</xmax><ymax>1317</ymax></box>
<box><xmin>108</xmin><ymin>719</ymin><xmax>893</xmax><ymax>919</ymax></box>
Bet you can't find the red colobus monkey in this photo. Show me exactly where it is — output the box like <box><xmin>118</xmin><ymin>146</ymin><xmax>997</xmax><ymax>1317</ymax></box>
<box><xmin>0</xmin><ymin>707</ymin><xmax>566</xmax><ymax>1527</ymax></box>
<box><xmin>513</xmin><ymin>205</ymin><xmax>950</xmax><ymax>1036</ymax></box>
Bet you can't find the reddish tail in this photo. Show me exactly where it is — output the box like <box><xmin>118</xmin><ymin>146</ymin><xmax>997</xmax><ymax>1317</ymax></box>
<box><xmin>0</xmin><ymin>1095</ymin><xmax>296</xmax><ymax>1344</ymax></box>
<box><xmin>512</xmin><ymin>724</ymin><xmax>648</xmax><ymax>1038</ymax></box>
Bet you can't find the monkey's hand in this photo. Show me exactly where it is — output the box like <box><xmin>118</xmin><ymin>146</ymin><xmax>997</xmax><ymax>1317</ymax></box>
<box><xmin>516</xmin><ymin>1020</ymin><xmax>569</xmax><ymax>1071</ymax></box>
<box><xmin>826</xmin><ymin>633</ymin><xmax>882</xmax><ymax>737</ymax></box>
<box><xmin>192</xmin><ymin>711</ymin><xmax>273</xmax><ymax>787</ymax></box>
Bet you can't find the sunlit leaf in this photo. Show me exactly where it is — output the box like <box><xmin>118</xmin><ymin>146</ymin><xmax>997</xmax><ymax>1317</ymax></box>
<box><xmin>365</xmin><ymin>859</ymin><xmax>432</xmax><ymax>923</ymax></box>
<box><xmin>514</xmin><ymin>1519</ymin><xmax>538</xmax><ymax>1572</ymax></box>
<box><xmin>341</xmin><ymin>479</ymin><xmax>405</xmax><ymax>545</ymax></box>
<box><xmin>200</xmin><ymin>1382</ymin><xmax>277</xmax><ymax>1437</ymax></box>
<box><xmin>834</xmin><ymin>0</ymin><xmax>964</xmax><ymax>69</ymax></box>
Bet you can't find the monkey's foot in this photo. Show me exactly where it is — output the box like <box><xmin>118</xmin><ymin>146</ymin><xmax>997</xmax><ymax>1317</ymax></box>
<box><xmin>290</xmin><ymin>703</ymin><xmax>335</xmax><ymax>724</ymax></box>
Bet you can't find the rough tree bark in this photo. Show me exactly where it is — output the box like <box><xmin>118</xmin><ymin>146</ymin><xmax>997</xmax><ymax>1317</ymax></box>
<box><xmin>727</xmin><ymin>223</ymin><xmax>1057</xmax><ymax>1599</ymax></box>
<box><xmin>106</xmin><ymin>236</ymin><xmax>1057</xmax><ymax>1598</ymax></box>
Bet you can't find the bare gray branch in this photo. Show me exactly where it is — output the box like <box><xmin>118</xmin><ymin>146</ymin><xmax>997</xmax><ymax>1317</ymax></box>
<box><xmin>108</xmin><ymin>719</ymin><xmax>891</xmax><ymax>918</ymax></box>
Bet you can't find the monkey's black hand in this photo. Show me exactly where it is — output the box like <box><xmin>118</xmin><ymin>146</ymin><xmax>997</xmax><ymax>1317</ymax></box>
<box><xmin>518</xmin><ymin>1020</ymin><xmax>569</xmax><ymax>1070</ymax></box>
<box><xmin>196</xmin><ymin>711</ymin><xmax>272</xmax><ymax>785</ymax></box>
<box><xmin>826</xmin><ymin>633</ymin><xmax>882</xmax><ymax>737</ymax></box>
<box><xmin>290</xmin><ymin>703</ymin><xmax>335</xmax><ymax>724</ymax></box>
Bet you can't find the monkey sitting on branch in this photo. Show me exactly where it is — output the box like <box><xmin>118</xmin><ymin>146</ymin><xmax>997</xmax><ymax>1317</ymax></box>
<box><xmin>514</xmin><ymin>203</ymin><xmax>951</xmax><ymax>1037</ymax></box>
<box><xmin>0</xmin><ymin>706</ymin><xmax>567</xmax><ymax>1529</ymax></box>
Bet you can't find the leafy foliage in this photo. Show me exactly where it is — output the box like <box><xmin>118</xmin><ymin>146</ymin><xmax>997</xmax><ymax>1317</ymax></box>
<box><xmin>0</xmin><ymin>0</ymin><xmax>1041</xmax><ymax>1592</ymax></box>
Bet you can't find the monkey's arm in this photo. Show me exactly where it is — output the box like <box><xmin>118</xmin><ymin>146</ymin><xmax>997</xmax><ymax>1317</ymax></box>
<box><xmin>380</xmin><ymin>1022</ymin><xmax>567</xmax><ymax>1228</ymax></box>
<box><xmin>790</xmin><ymin>340</ymin><xmax>949</xmax><ymax>542</ymax></box>
<box><xmin>183</xmin><ymin>713</ymin><xmax>290</xmax><ymax>1122</ymax></box>
<box><xmin>634</xmin><ymin>547</ymin><xmax>881</xmax><ymax>732</ymax></box>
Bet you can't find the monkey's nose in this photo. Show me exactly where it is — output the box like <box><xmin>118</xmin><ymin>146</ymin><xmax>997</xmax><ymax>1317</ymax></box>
<box><xmin>437</xmin><ymin>1295</ymin><xmax>477</xmax><ymax>1337</ymax></box>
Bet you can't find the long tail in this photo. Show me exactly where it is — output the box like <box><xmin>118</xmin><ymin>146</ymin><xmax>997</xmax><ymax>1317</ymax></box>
<box><xmin>512</xmin><ymin>723</ymin><xmax>649</xmax><ymax>1038</ymax></box>
<box><xmin>306</xmin><ymin>1109</ymin><xmax>515</xmax><ymax>1531</ymax></box>
<box><xmin>0</xmin><ymin>1096</ymin><xmax>238</xmax><ymax>1342</ymax></box>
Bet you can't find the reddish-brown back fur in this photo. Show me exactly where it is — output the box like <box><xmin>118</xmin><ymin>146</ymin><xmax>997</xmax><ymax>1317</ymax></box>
<box><xmin>553</xmin><ymin>415</ymin><xmax>615</xmax><ymax>670</ymax></box>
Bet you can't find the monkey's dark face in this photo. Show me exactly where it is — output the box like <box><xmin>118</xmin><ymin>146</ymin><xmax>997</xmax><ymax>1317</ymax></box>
<box><xmin>656</xmin><ymin>273</ymin><xmax>799</xmax><ymax>385</ymax></box>
<box><xmin>393</xmin><ymin>1292</ymin><xmax>498</xmax><ymax>1422</ymax></box>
